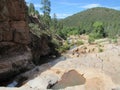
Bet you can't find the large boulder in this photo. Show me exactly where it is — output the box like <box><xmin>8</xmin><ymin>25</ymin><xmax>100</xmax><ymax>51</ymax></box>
<box><xmin>0</xmin><ymin>45</ymin><xmax>34</xmax><ymax>83</ymax></box>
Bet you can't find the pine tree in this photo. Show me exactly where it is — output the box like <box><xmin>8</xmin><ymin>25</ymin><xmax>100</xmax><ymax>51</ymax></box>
<box><xmin>52</xmin><ymin>13</ymin><xmax>58</xmax><ymax>31</ymax></box>
<box><xmin>28</xmin><ymin>3</ymin><xmax>35</xmax><ymax>16</ymax></box>
<box><xmin>40</xmin><ymin>0</ymin><xmax>51</xmax><ymax>29</ymax></box>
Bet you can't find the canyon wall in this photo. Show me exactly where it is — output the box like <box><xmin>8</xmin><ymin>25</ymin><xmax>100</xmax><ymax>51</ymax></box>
<box><xmin>0</xmin><ymin>0</ymin><xmax>30</xmax><ymax>45</ymax></box>
<box><xmin>0</xmin><ymin>0</ymin><xmax>58</xmax><ymax>83</ymax></box>
<box><xmin>0</xmin><ymin>0</ymin><xmax>33</xmax><ymax>82</ymax></box>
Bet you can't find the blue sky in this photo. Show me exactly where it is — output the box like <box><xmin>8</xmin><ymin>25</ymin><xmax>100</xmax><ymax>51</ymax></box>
<box><xmin>25</xmin><ymin>0</ymin><xmax>120</xmax><ymax>18</ymax></box>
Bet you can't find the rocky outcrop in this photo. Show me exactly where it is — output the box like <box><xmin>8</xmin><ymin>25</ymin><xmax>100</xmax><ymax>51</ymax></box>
<box><xmin>0</xmin><ymin>0</ymin><xmax>30</xmax><ymax>45</ymax></box>
<box><xmin>15</xmin><ymin>44</ymin><xmax>120</xmax><ymax>90</ymax></box>
<box><xmin>30</xmin><ymin>32</ymin><xmax>59</xmax><ymax>64</ymax></box>
<box><xmin>0</xmin><ymin>46</ymin><xmax>34</xmax><ymax>83</ymax></box>
<box><xmin>0</xmin><ymin>0</ymin><xmax>34</xmax><ymax>83</ymax></box>
<box><xmin>28</xmin><ymin>16</ymin><xmax>59</xmax><ymax>64</ymax></box>
<box><xmin>69</xmin><ymin>44</ymin><xmax>104</xmax><ymax>57</ymax></box>
<box><xmin>0</xmin><ymin>0</ymin><xmax>59</xmax><ymax>84</ymax></box>
<box><xmin>30</xmin><ymin>33</ymin><xmax>51</xmax><ymax>59</ymax></box>
<box><xmin>0</xmin><ymin>42</ymin><xmax>120</xmax><ymax>89</ymax></box>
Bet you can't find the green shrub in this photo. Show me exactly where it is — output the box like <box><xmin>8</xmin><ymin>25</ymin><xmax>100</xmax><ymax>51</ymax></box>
<box><xmin>57</xmin><ymin>27</ymin><xmax>81</xmax><ymax>39</ymax></box>
<box><xmin>88</xmin><ymin>36</ymin><xmax>95</xmax><ymax>44</ymax></box>
<box><xmin>108</xmin><ymin>37</ymin><xmax>118</xmax><ymax>44</ymax></box>
<box><xmin>76</xmin><ymin>40</ymin><xmax>84</xmax><ymax>46</ymax></box>
<box><xmin>99</xmin><ymin>48</ymin><xmax>103</xmax><ymax>52</ymax></box>
<box><xmin>51</xmin><ymin>38</ymin><xmax>61</xmax><ymax>50</ymax></box>
<box><xmin>113</xmin><ymin>38</ymin><xmax>118</xmax><ymax>44</ymax></box>
<box><xmin>58</xmin><ymin>41</ymin><xmax>71</xmax><ymax>53</ymax></box>
<box><xmin>58</xmin><ymin>45</ymin><xmax>70</xmax><ymax>53</ymax></box>
<box><xmin>108</xmin><ymin>39</ymin><xmax>112</xmax><ymax>43</ymax></box>
<box><xmin>29</xmin><ymin>23</ymin><xmax>42</xmax><ymax>37</ymax></box>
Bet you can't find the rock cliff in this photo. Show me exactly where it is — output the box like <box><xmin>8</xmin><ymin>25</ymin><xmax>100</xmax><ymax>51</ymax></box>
<box><xmin>0</xmin><ymin>0</ymin><xmax>34</xmax><ymax>83</ymax></box>
<box><xmin>0</xmin><ymin>0</ymin><xmax>59</xmax><ymax>84</ymax></box>
<box><xmin>28</xmin><ymin>16</ymin><xmax>59</xmax><ymax>65</ymax></box>
<box><xmin>0</xmin><ymin>0</ymin><xmax>30</xmax><ymax>45</ymax></box>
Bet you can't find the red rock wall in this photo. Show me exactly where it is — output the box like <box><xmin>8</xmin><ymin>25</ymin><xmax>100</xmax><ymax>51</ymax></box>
<box><xmin>0</xmin><ymin>0</ymin><xmax>33</xmax><ymax>83</ymax></box>
<box><xmin>0</xmin><ymin>0</ymin><xmax>30</xmax><ymax>47</ymax></box>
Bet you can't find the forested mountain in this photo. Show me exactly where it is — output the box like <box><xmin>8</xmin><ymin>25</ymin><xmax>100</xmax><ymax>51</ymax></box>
<box><xmin>61</xmin><ymin>7</ymin><xmax>120</xmax><ymax>37</ymax></box>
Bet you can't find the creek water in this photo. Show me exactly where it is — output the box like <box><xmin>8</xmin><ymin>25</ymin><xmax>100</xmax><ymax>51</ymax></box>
<box><xmin>7</xmin><ymin>81</ymin><xmax>18</xmax><ymax>87</ymax></box>
<box><xmin>50</xmin><ymin>70</ymin><xmax>86</xmax><ymax>89</ymax></box>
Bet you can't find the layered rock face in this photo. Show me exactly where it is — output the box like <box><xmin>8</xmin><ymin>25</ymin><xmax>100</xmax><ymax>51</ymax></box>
<box><xmin>0</xmin><ymin>0</ymin><xmax>58</xmax><ymax>83</ymax></box>
<box><xmin>0</xmin><ymin>0</ymin><xmax>30</xmax><ymax>45</ymax></box>
<box><xmin>0</xmin><ymin>0</ymin><xmax>34</xmax><ymax>82</ymax></box>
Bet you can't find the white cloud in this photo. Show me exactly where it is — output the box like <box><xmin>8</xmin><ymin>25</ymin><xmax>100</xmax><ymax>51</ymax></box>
<box><xmin>34</xmin><ymin>4</ymin><xmax>41</xmax><ymax>8</ymax></box>
<box><xmin>81</xmin><ymin>4</ymin><xmax>120</xmax><ymax>10</ymax></box>
<box><xmin>108</xmin><ymin>6</ymin><xmax>120</xmax><ymax>10</ymax></box>
<box><xmin>82</xmin><ymin>4</ymin><xmax>101</xmax><ymax>9</ymax></box>
<box><xmin>55</xmin><ymin>13</ymin><xmax>73</xmax><ymax>18</ymax></box>
<box><xmin>25</xmin><ymin>0</ymin><xmax>31</xmax><ymax>3</ymax></box>
<box><xmin>59</xmin><ymin>2</ymin><xmax>83</xmax><ymax>6</ymax></box>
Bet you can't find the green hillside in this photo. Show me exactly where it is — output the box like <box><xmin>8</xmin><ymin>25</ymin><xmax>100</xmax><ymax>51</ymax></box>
<box><xmin>61</xmin><ymin>7</ymin><xmax>120</xmax><ymax>36</ymax></box>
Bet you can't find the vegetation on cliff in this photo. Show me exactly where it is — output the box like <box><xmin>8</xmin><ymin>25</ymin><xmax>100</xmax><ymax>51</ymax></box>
<box><xmin>27</xmin><ymin>0</ymin><xmax>62</xmax><ymax>64</ymax></box>
<box><xmin>27</xmin><ymin>1</ymin><xmax>120</xmax><ymax>53</ymax></box>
